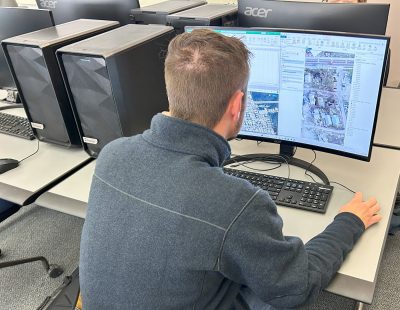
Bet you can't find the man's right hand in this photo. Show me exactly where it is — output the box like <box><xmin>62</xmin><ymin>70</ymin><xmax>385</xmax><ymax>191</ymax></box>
<box><xmin>339</xmin><ymin>192</ymin><xmax>382</xmax><ymax>229</ymax></box>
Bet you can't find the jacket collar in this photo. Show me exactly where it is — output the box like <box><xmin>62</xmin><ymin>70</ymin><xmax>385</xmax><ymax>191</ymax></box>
<box><xmin>142</xmin><ymin>114</ymin><xmax>231</xmax><ymax>167</ymax></box>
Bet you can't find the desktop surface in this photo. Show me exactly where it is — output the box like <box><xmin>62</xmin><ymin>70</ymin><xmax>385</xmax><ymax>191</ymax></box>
<box><xmin>0</xmin><ymin>102</ymin><xmax>90</xmax><ymax>205</ymax></box>
<box><xmin>229</xmin><ymin>139</ymin><xmax>400</xmax><ymax>303</ymax></box>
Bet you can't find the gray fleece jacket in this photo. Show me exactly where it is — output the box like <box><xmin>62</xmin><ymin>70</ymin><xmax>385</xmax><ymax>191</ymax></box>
<box><xmin>80</xmin><ymin>113</ymin><xmax>365</xmax><ymax>310</ymax></box>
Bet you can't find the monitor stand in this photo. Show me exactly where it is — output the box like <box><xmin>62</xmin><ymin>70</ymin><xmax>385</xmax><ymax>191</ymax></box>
<box><xmin>225</xmin><ymin>142</ymin><xmax>330</xmax><ymax>185</ymax></box>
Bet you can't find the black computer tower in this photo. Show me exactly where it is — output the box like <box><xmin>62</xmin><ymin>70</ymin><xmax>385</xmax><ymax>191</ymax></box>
<box><xmin>131</xmin><ymin>0</ymin><xmax>206</xmax><ymax>25</ymax></box>
<box><xmin>57</xmin><ymin>24</ymin><xmax>175</xmax><ymax>157</ymax></box>
<box><xmin>2</xmin><ymin>19</ymin><xmax>119</xmax><ymax>147</ymax></box>
<box><xmin>167</xmin><ymin>4</ymin><xmax>238</xmax><ymax>33</ymax></box>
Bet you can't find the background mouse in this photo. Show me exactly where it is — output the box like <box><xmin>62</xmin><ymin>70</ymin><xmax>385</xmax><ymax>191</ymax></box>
<box><xmin>0</xmin><ymin>158</ymin><xmax>19</xmax><ymax>174</ymax></box>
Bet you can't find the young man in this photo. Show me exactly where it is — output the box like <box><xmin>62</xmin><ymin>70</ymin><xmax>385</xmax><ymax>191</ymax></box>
<box><xmin>80</xmin><ymin>29</ymin><xmax>381</xmax><ymax>310</ymax></box>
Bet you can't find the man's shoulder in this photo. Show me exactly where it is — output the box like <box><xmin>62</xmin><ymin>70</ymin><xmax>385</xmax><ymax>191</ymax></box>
<box><xmin>98</xmin><ymin>135</ymin><xmax>141</xmax><ymax>158</ymax></box>
<box><xmin>95</xmin><ymin>135</ymin><xmax>144</xmax><ymax>171</ymax></box>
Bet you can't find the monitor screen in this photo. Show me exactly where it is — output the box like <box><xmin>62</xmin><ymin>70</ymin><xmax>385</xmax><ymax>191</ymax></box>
<box><xmin>238</xmin><ymin>0</ymin><xmax>389</xmax><ymax>35</ymax></box>
<box><xmin>0</xmin><ymin>8</ymin><xmax>54</xmax><ymax>90</ymax></box>
<box><xmin>186</xmin><ymin>27</ymin><xmax>389</xmax><ymax>161</ymax></box>
<box><xmin>36</xmin><ymin>0</ymin><xmax>140</xmax><ymax>25</ymax></box>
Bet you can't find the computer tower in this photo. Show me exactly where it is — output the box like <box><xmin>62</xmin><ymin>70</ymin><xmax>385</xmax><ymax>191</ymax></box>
<box><xmin>56</xmin><ymin>24</ymin><xmax>175</xmax><ymax>157</ymax></box>
<box><xmin>131</xmin><ymin>0</ymin><xmax>206</xmax><ymax>25</ymax></box>
<box><xmin>167</xmin><ymin>4</ymin><xmax>238</xmax><ymax>33</ymax></box>
<box><xmin>2</xmin><ymin>19</ymin><xmax>119</xmax><ymax>147</ymax></box>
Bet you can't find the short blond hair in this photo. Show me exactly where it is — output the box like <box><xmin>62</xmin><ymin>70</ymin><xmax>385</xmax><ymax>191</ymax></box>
<box><xmin>165</xmin><ymin>29</ymin><xmax>250</xmax><ymax>128</ymax></box>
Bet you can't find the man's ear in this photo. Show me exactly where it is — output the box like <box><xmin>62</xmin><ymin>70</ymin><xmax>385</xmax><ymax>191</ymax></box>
<box><xmin>228</xmin><ymin>90</ymin><xmax>244</xmax><ymax>121</ymax></box>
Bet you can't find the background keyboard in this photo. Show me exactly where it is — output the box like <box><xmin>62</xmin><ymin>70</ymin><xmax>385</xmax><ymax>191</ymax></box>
<box><xmin>224</xmin><ymin>167</ymin><xmax>333</xmax><ymax>213</ymax></box>
<box><xmin>0</xmin><ymin>112</ymin><xmax>35</xmax><ymax>140</ymax></box>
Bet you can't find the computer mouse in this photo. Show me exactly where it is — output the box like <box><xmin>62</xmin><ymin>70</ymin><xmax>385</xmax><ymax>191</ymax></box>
<box><xmin>0</xmin><ymin>158</ymin><xmax>19</xmax><ymax>174</ymax></box>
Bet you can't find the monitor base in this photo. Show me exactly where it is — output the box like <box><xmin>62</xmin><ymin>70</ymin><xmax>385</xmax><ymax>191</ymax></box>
<box><xmin>224</xmin><ymin>149</ymin><xmax>330</xmax><ymax>185</ymax></box>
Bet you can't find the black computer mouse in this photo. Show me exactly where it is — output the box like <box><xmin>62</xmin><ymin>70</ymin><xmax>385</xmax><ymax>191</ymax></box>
<box><xmin>0</xmin><ymin>158</ymin><xmax>19</xmax><ymax>174</ymax></box>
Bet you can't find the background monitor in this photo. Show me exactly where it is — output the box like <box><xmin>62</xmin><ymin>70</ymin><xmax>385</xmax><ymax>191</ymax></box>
<box><xmin>238</xmin><ymin>0</ymin><xmax>390</xmax><ymax>35</ymax></box>
<box><xmin>0</xmin><ymin>8</ymin><xmax>54</xmax><ymax>91</ymax></box>
<box><xmin>36</xmin><ymin>0</ymin><xmax>140</xmax><ymax>25</ymax></box>
<box><xmin>187</xmin><ymin>27</ymin><xmax>389</xmax><ymax>161</ymax></box>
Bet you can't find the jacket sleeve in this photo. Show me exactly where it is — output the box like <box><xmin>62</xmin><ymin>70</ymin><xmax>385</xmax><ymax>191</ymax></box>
<box><xmin>218</xmin><ymin>189</ymin><xmax>365</xmax><ymax>308</ymax></box>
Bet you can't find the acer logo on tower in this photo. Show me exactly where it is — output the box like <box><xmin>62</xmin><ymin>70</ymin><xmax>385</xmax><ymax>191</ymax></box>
<box><xmin>243</xmin><ymin>7</ymin><xmax>272</xmax><ymax>18</ymax></box>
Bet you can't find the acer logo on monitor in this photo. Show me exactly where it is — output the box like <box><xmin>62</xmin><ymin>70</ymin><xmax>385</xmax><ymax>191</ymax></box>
<box><xmin>39</xmin><ymin>0</ymin><xmax>57</xmax><ymax>9</ymax></box>
<box><xmin>244</xmin><ymin>7</ymin><xmax>272</xmax><ymax>18</ymax></box>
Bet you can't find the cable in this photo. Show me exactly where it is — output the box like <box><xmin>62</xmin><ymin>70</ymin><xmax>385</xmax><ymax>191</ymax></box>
<box><xmin>229</xmin><ymin>153</ymin><xmax>291</xmax><ymax>180</ymax></box>
<box><xmin>304</xmin><ymin>150</ymin><xmax>319</xmax><ymax>183</ymax></box>
<box><xmin>18</xmin><ymin>139</ymin><xmax>40</xmax><ymax>163</ymax></box>
<box><xmin>330</xmin><ymin>181</ymin><xmax>356</xmax><ymax>193</ymax></box>
<box><xmin>231</xmin><ymin>159</ymin><xmax>282</xmax><ymax>172</ymax></box>
<box><xmin>303</xmin><ymin>150</ymin><xmax>356</xmax><ymax>193</ymax></box>
<box><xmin>230</xmin><ymin>154</ymin><xmax>282</xmax><ymax>171</ymax></box>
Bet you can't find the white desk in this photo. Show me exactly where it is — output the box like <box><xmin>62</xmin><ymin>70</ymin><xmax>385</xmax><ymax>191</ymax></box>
<box><xmin>0</xmin><ymin>103</ymin><xmax>91</xmax><ymax>205</ymax></box>
<box><xmin>34</xmin><ymin>138</ymin><xmax>400</xmax><ymax>304</ymax></box>
<box><xmin>231</xmin><ymin>140</ymin><xmax>400</xmax><ymax>304</ymax></box>
<box><xmin>35</xmin><ymin>161</ymin><xmax>95</xmax><ymax>218</ymax></box>
<box><xmin>373</xmin><ymin>87</ymin><xmax>400</xmax><ymax>149</ymax></box>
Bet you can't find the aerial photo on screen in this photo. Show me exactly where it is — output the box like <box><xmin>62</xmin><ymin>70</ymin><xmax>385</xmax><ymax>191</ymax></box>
<box><xmin>242</xmin><ymin>91</ymin><xmax>279</xmax><ymax>135</ymax></box>
<box><xmin>302</xmin><ymin>49</ymin><xmax>354</xmax><ymax>145</ymax></box>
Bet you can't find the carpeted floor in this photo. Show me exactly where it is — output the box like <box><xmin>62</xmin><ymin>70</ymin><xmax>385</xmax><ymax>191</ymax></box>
<box><xmin>0</xmin><ymin>204</ymin><xmax>83</xmax><ymax>310</ymax></box>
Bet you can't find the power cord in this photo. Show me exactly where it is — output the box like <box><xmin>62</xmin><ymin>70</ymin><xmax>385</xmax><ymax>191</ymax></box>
<box><xmin>18</xmin><ymin>139</ymin><xmax>40</xmax><ymax>163</ymax></box>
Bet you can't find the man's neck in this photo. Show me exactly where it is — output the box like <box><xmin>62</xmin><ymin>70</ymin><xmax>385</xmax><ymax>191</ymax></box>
<box><xmin>163</xmin><ymin>111</ymin><xmax>229</xmax><ymax>141</ymax></box>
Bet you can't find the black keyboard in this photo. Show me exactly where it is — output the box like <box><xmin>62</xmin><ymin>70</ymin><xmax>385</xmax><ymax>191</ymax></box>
<box><xmin>0</xmin><ymin>112</ymin><xmax>35</xmax><ymax>140</ymax></box>
<box><xmin>224</xmin><ymin>168</ymin><xmax>333</xmax><ymax>213</ymax></box>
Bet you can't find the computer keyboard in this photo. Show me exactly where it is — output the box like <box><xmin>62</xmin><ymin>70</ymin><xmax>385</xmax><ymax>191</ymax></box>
<box><xmin>223</xmin><ymin>167</ymin><xmax>333</xmax><ymax>213</ymax></box>
<box><xmin>0</xmin><ymin>112</ymin><xmax>35</xmax><ymax>140</ymax></box>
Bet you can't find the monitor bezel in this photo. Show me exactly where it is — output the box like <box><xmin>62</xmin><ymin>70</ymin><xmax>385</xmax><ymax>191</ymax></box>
<box><xmin>185</xmin><ymin>26</ymin><xmax>390</xmax><ymax>162</ymax></box>
<box><xmin>0</xmin><ymin>7</ymin><xmax>55</xmax><ymax>91</ymax></box>
<box><xmin>237</xmin><ymin>0</ymin><xmax>390</xmax><ymax>36</ymax></box>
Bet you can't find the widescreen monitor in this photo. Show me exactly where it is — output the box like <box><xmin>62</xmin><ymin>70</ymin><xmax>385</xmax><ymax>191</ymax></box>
<box><xmin>186</xmin><ymin>27</ymin><xmax>389</xmax><ymax>161</ymax></box>
<box><xmin>238</xmin><ymin>0</ymin><xmax>389</xmax><ymax>35</ymax></box>
<box><xmin>36</xmin><ymin>0</ymin><xmax>140</xmax><ymax>25</ymax></box>
<box><xmin>0</xmin><ymin>8</ymin><xmax>54</xmax><ymax>90</ymax></box>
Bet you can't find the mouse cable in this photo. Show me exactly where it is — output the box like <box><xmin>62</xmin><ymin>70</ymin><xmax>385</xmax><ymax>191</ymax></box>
<box><xmin>18</xmin><ymin>139</ymin><xmax>40</xmax><ymax>164</ymax></box>
<box><xmin>304</xmin><ymin>150</ymin><xmax>355</xmax><ymax>193</ymax></box>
